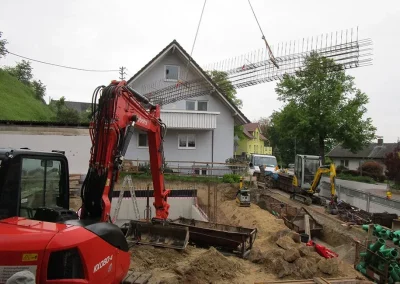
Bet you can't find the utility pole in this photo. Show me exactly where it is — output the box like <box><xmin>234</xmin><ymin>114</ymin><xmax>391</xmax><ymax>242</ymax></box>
<box><xmin>119</xmin><ymin>66</ymin><xmax>126</xmax><ymax>80</ymax></box>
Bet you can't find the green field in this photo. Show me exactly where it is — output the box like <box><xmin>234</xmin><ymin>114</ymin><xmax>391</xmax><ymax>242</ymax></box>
<box><xmin>0</xmin><ymin>69</ymin><xmax>55</xmax><ymax>121</ymax></box>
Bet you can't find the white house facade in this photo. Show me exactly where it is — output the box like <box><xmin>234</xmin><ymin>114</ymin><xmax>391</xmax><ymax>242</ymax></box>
<box><xmin>124</xmin><ymin>40</ymin><xmax>249</xmax><ymax>169</ymax></box>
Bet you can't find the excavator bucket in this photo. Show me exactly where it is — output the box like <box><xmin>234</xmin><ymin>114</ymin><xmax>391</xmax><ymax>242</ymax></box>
<box><xmin>124</xmin><ymin>220</ymin><xmax>189</xmax><ymax>250</ymax></box>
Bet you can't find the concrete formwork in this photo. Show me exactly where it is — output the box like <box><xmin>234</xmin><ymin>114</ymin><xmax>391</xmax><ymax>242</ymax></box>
<box><xmin>111</xmin><ymin>196</ymin><xmax>208</xmax><ymax>226</ymax></box>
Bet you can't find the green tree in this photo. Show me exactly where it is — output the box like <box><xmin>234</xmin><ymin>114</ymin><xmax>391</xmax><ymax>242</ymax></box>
<box><xmin>384</xmin><ymin>144</ymin><xmax>400</xmax><ymax>187</ymax></box>
<box><xmin>31</xmin><ymin>80</ymin><xmax>46</xmax><ymax>101</ymax></box>
<box><xmin>207</xmin><ymin>70</ymin><xmax>245</xmax><ymax>142</ymax></box>
<box><xmin>50</xmin><ymin>96</ymin><xmax>80</xmax><ymax>124</ymax></box>
<box><xmin>258</xmin><ymin>117</ymin><xmax>271</xmax><ymax>146</ymax></box>
<box><xmin>0</xmin><ymin>31</ymin><xmax>8</xmax><ymax>59</ymax></box>
<box><xmin>79</xmin><ymin>106</ymin><xmax>92</xmax><ymax>123</ymax></box>
<box><xmin>275</xmin><ymin>52</ymin><xmax>376</xmax><ymax>164</ymax></box>
<box><xmin>207</xmin><ymin>70</ymin><xmax>243</xmax><ymax>109</ymax></box>
<box><xmin>4</xmin><ymin>60</ymin><xmax>33</xmax><ymax>85</ymax></box>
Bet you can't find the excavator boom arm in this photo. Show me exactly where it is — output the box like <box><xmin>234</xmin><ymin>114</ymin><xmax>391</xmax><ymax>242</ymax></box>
<box><xmin>80</xmin><ymin>80</ymin><xmax>170</xmax><ymax>222</ymax></box>
<box><xmin>309</xmin><ymin>163</ymin><xmax>336</xmax><ymax>196</ymax></box>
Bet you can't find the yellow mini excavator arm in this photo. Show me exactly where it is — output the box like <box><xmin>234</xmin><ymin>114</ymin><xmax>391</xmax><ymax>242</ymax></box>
<box><xmin>307</xmin><ymin>163</ymin><xmax>336</xmax><ymax>195</ymax></box>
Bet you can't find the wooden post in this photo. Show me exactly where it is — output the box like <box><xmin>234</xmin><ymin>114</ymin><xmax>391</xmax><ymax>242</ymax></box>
<box><xmin>214</xmin><ymin>183</ymin><xmax>218</xmax><ymax>223</ymax></box>
<box><xmin>207</xmin><ymin>183</ymin><xmax>211</xmax><ymax>220</ymax></box>
<box><xmin>366</xmin><ymin>223</ymin><xmax>374</xmax><ymax>247</ymax></box>
<box><xmin>304</xmin><ymin>214</ymin><xmax>311</xmax><ymax>241</ymax></box>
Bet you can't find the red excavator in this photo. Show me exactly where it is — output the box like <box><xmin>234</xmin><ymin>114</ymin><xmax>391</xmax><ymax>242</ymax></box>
<box><xmin>0</xmin><ymin>80</ymin><xmax>191</xmax><ymax>283</ymax></box>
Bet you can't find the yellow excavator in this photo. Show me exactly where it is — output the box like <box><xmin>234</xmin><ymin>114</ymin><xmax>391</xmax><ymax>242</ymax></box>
<box><xmin>290</xmin><ymin>155</ymin><xmax>337</xmax><ymax>213</ymax></box>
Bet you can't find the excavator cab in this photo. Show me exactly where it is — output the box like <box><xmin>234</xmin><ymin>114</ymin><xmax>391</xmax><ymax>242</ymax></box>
<box><xmin>0</xmin><ymin>148</ymin><xmax>71</xmax><ymax>221</ymax></box>
<box><xmin>293</xmin><ymin>154</ymin><xmax>321</xmax><ymax>190</ymax></box>
<box><xmin>291</xmin><ymin>154</ymin><xmax>337</xmax><ymax>208</ymax></box>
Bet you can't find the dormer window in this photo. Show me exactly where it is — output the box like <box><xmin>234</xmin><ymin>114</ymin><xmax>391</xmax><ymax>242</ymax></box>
<box><xmin>165</xmin><ymin>65</ymin><xmax>179</xmax><ymax>81</ymax></box>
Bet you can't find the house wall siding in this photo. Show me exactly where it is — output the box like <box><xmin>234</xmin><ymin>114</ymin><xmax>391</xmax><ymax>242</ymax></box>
<box><xmin>235</xmin><ymin>128</ymin><xmax>272</xmax><ymax>156</ymax></box>
<box><xmin>125</xmin><ymin>129</ymin><xmax>215</xmax><ymax>162</ymax></box>
<box><xmin>127</xmin><ymin>50</ymin><xmax>235</xmax><ymax>163</ymax></box>
<box><xmin>130</xmin><ymin>53</ymin><xmax>198</xmax><ymax>96</ymax></box>
<box><xmin>331</xmin><ymin>157</ymin><xmax>386</xmax><ymax>172</ymax></box>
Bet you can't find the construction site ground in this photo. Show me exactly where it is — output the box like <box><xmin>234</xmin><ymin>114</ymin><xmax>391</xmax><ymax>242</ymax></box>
<box><xmin>69</xmin><ymin>180</ymin><xmax>369</xmax><ymax>284</ymax></box>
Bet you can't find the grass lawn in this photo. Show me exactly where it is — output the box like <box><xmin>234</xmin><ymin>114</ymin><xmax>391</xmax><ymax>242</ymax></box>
<box><xmin>0</xmin><ymin>69</ymin><xmax>55</xmax><ymax>121</ymax></box>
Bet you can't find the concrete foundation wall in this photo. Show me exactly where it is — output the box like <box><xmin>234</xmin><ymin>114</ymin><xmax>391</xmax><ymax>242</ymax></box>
<box><xmin>111</xmin><ymin>197</ymin><xmax>207</xmax><ymax>221</ymax></box>
<box><xmin>0</xmin><ymin>132</ymin><xmax>91</xmax><ymax>174</ymax></box>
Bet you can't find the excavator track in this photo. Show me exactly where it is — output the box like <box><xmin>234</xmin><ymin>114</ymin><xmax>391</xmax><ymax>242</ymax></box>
<box><xmin>290</xmin><ymin>193</ymin><xmax>312</xmax><ymax>206</ymax></box>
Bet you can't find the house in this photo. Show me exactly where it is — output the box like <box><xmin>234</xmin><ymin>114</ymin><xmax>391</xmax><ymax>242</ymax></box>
<box><xmin>327</xmin><ymin>138</ymin><xmax>398</xmax><ymax>171</ymax></box>
<box><xmin>124</xmin><ymin>39</ymin><xmax>250</xmax><ymax>172</ymax></box>
<box><xmin>234</xmin><ymin>122</ymin><xmax>272</xmax><ymax>158</ymax></box>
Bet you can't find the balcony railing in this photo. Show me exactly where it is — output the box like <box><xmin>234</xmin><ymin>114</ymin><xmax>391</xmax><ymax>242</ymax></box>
<box><xmin>160</xmin><ymin>110</ymin><xmax>219</xmax><ymax>129</ymax></box>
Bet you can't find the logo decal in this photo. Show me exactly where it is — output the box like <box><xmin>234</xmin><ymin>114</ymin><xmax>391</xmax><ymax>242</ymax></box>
<box><xmin>22</xmin><ymin>253</ymin><xmax>38</xmax><ymax>262</ymax></box>
<box><xmin>137</xmin><ymin>116</ymin><xmax>148</xmax><ymax>126</ymax></box>
<box><xmin>93</xmin><ymin>255</ymin><xmax>113</xmax><ymax>273</ymax></box>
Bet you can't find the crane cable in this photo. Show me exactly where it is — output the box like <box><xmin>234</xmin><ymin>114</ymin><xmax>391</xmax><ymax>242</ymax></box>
<box><xmin>247</xmin><ymin>0</ymin><xmax>279</xmax><ymax>68</ymax></box>
<box><xmin>182</xmin><ymin>0</ymin><xmax>208</xmax><ymax>82</ymax></box>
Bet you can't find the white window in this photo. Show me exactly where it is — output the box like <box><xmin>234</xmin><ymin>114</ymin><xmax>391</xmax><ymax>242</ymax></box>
<box><xmin>185</xmin><ymin>100</ymin><xmax>208</xmax><ymax>111</ymax></box>
<box><xmin>165</xmin><ymin>65</ymin><xmax>179</xmax><ymax>81</ymax></box>
<box><xmin>178</xmin><ymin>134</ymin><xmax>196</xmax><ymax>149</ymax></box>
<box><xmin>197</xmin><ymin>101</ymin><xmax>208</xmax><ymax>111</ymax></box>
<box><xmin>340</xmin><ymin>159</ymin><xmax>349</xmax><ymax>167</ymax></box>
<box><xmin>138</xmin><ymin>133</ymin><xmax>148</xmax><ymax>148</ymax></box>
<box><xmin>186</xmin><ymin>101</ymin><xmax>196</xmax><ymax>110</ymax></box>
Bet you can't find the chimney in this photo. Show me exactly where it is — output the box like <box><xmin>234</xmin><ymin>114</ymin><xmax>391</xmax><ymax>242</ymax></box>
<box><xmin>378</xmin><ymin>138</ymin><xmax>383</xmax><ymax>146</ymax></box>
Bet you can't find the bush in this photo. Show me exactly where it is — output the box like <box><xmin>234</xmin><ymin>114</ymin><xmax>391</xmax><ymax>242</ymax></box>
<box><xmin>359</xmin><ymin>161</ymin><xmax>383</xmax><ymax>176</ymax></box>
<box><xmin>335</xmin><ymin>165</ymin><xmax>348</xmax><ymax>174</ymax></box>
<box><xmin>222</xmin><ymin>173</ymin><xmax>241</xmax><ymax>183</ymax></box>
<box><xmin>337</xmin><ymin>173</ymin><xmax>375</xmax><ymax>184</ymax></box>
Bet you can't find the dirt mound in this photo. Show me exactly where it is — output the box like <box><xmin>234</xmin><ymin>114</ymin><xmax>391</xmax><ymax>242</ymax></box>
<box><xmin>217</xmin><ymin>199</ymin><xmax>363</xmax><ymax>280</ymax></box>
<box><xmin>130</xmin><ymin>245</ymin><xmax>188</xmax><ymax>271</ymax></box>
<box><xmin>182</xmin><ymin>247</ymin><xmax>244</xmax><ymax>283</ymax></box>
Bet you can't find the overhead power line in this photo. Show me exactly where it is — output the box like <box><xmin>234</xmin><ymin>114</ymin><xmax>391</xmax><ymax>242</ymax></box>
<box><xmin>6</xmin><ymin>50</ymin><xmax>119</xmax><ymax>72</ymax></box>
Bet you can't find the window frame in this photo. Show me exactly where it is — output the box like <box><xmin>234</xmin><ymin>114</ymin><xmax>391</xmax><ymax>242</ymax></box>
<box><xmin>197</xmin><ymin>100</ymin><xmax>208</xmax><ymax>111</ymax></box>
<box><xmin>164</xmin><ymin>65</ymin><xmax>180</xmax><ymax>82</ymax></box>
<box><xmin>340</xmin><ymin>159</ymin><xmax>349</xmax><ymax>167</ymax></box>
<box><xmin>185</xmin><ymin>100</ymin><xmax>196</xmax><ymax>111</ymax></box>
<box><xmin>185</xmin><ymin>100</ymin><xmax>208</xmax><ymax>111</ymax></box>
<box><xmin>18</xmin><ymin>155</ymin><xmax>69</xmax><ymax>217</ymax></box>
<box><xmin>137</xmin><ymin>132</ymin><xmax>149</xmax><ymax>148</ymax></box>
<box><xmin>178</xmin><ymin>134</ymin><xmax>196</xmax><ymax>150</ymax></box>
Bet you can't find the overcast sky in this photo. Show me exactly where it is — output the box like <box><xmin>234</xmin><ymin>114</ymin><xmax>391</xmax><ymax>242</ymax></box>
<box><xmin>1</xmin><ymin>0</ymin><xmax>399</xmax><ymax>142</ymax></box>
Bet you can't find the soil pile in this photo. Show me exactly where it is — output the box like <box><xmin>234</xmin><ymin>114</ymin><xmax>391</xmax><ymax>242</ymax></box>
<box><xmin>182</xmin><ymin>247</ymin><xmax>244</xmax><ymax>283</ymax></box>
<box><xmin>218</xmin><ymin>200</ymin><xmax>363</xmax><ymax>280</ymax></box>
<box><xmin>130</xmin><ymin>245</ymin><xmax>257</xmax><ymax>284</ymax></box>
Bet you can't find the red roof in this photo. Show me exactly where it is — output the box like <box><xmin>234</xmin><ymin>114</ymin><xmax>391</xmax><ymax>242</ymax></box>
<box><xmin>242</xmin><ymin>123</ymin><xmax>268</xmax><ymax>141</ymax></box>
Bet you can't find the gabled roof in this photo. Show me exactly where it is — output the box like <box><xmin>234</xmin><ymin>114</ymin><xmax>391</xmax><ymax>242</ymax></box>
<box><xmin>327</xmin><ymin>142</ymin><xmax>399</xmax><ymax>159</ymax></box>
<box><xmin>126</xmin><ymin>39</ymin><xmax>250</xmax><ymax>125</ymax></box>
<box><xmin>242</xmin><ymin>122</ymin><xmax>267</xmax><ymax>141</ymax></box>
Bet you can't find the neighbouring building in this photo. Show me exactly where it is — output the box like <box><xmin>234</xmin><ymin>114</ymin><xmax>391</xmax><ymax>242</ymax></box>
<box><xmin>234</xmin><ymin>122</ymin><xmax>272</xmax><ymax>158</ymax></box>
<box><xmin>124</xmin><ymin>39</ymin><xmax>249</xmax><ymax>173</ymax></box>
<box><xmin>327</xmin><ymin>138</ymin><xmax>399</xmax><ymax>171</ymax></box>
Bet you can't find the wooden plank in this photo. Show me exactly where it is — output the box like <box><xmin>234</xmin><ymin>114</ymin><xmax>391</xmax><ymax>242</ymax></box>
<box><xmin>122</xmin><ymin>272</ymin><xmax>140</xmax><ymax>284</ymax></box>
<box><xmin>133</xmin><ymin>273</ymin><xmax>152</xmax><ymax>284</ymax></box>
<box><xmin>304</xmin><ymin>214</ymin><xmax>311</xmax><ymax>241</ymax></box>
<box><xmin>313</xmin><ymin>277</ymin><xmax>330</xmax><ymax>284</ymax></box>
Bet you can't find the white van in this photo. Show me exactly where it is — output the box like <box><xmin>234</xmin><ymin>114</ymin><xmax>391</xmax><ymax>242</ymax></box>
<box><xmin>248</xmin><ymin>154</ymin><xmax>278</xmax><ymax>176</ymax></box>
